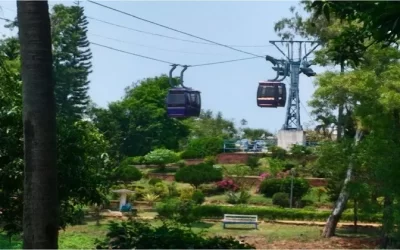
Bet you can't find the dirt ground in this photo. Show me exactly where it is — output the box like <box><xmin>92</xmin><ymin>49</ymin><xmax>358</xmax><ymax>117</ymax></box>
<box><xmin>240</xmin><ymin>236</ymin><xmax>380</xmax><ymax>249</ymax></box>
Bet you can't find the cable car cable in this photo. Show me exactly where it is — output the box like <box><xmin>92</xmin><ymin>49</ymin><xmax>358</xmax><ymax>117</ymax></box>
<box><xmin>87</xmin><ymin>0</ymin><xmax>265</xmax><ymax>58</ymax></box>
<box><xmin>89</xmin><ymin>33</ymin><xmax>234</xmax><ymax>56</ymax></box>
<box><xmin>91</xmin><ymin>42</ymin><xmax>177</xmax><ymax>65</ymax></box>
<box><xmin>91</xmin><ymin>42</ymin><xmax>261</xmax><ymax>68</ymax></box>
<box><xmin>86</xmin><ymin>16</ymin><xmax>274</xmax><ymax>48</ymax></box>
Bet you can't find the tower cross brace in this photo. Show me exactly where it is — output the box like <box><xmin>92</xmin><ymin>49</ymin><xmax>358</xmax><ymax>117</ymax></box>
<box><xmin>268</xmin><ymin>40</ymin><xmax>320</xmax><ymax>131</ymax></box>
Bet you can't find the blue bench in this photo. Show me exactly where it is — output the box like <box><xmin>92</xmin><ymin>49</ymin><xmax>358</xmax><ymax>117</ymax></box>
<box><xmin>222</xmin><ymin>214</ymin><xmax>258</xmax><ymax>229</ymax></box>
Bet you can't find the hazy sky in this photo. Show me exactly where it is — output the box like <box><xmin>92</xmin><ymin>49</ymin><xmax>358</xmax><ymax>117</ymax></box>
<box><xmin>0</xmin><ymin>0</ymin><xmax>328</xmax><ymax>133</ymax></box>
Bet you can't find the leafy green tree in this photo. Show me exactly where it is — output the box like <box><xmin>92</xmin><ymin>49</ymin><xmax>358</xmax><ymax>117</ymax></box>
<box><xmin>175</xmin><ymin>163</ymin><xmax>223</xmax><ymax>188</ymax></box>
<box><xmin>181</xmin><ymin>137</ymin><xmax>223</xmax><ymax>159</ymax></box>
<box><xmin>144</xmin><ymin>149</ymin><xmax>179</xmax><ymax>171</ymax></box>
<box><xmin>91</xmin><ymin>76</ymin><xmax>190</xmax><ymax>158</ymax></box>
<box><xmin>183</xmin><ymin>110</ymin><xmax>237</xmax><ymax>140</ymax></box>
<box><xmin>242</xmin><ymin>128</ymin><xmax>272</xmax><ymax>140</ymax></box>
<box><xmin>0</xmin><ymin>37</ymin><xmax>24</xmax><ymax>241</ymax></box>
<box><xmin>51</xmin><ymin>4</ymin><xmax>92</xmax><ymax>119</ymax></box>
<box><xmin>113</xmin><ymin>164</ymin><xmax>142</xmax><ymax>185</ymax></box>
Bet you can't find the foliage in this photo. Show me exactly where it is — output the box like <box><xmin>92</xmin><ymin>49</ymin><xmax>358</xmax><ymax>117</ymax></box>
<box><xmin>51</xmin><ymin>4</ymin><xmax>92</xmax><ymax>119</ymax></box>
<box><xmin>144</xmin><ymin>149</ymin><xmax>179</xmax><ymax>170</ymax></box>
<box><xmin>167</xmin><ymin>182</ymin><xmax>180</xmax><ymax>197</ymax></box>
<box><xmin>148</xmin><ymin>178</ymin><xmax>163</xmax><ymax>186</ymax></box>
<box><xmin>91</xmin><ymin>76</ymin><xmax>190</xmax><ymax>159</ymax></box>
<box><xmin>269</xmin><ymin>146</ymin><xmax>287</xmax><ymax>160</ymax></box>
<box><xmin>150</xmin><ymin>182</ymin><xmax>169</xmax><ymax>198</ymax></box>
<box><xmin>198</xmin><ymin>183</ymin><xmax>223</xmax><ymax>196</ymax></box>
<box><xmin>142</xmin><ymin>193</ymin><xmax>159</xmax><ymax>205</ymax></box>
<box><xmin>267</xmin><ymin>158</ymin><xmax>285</xmax><ymax>176</ymax></box>
<box><xmin>309</xmin><ymin>1</ymin><xmax>400</xmax><ymax>45</ymax></box>
<box><xmin>226</xmin><ymin>190</ymin><xmax>251</xmax><ymax>205</ymax></box>
<box><xmin>181</xmin><ymin>137</ymin><xmax>223</xmax><ymax>159</ymax></box>
<box><xmin>112</xmin><ymin>164</ymin><xmax>142</xmax><ymax>184</ymax></box>
<box><xmin>246</xmin><ymin>155</ymin><xmax>261</xmax><ymax>169</ymax></box>
<box><xmin>175</xmin><ymin>163</ymin><xmax>223</xmax><ymax>188</ymax></box>
<box><xmin>175</xmin><ymin>159</ymin><xmax>186</xmax><ymax>168</ymax></box>
<box><xmin>156</xmin><ymin>199</ymin><xmax>201</xmax><ymax>225</ymax></box>
<box><xmin>204</xmin><ymin>155</ymin><xmax>217</xmax><ymax>165</ymax></box>
<box><xmin>191</xmin><ymin>190</ymin><xmax>205</xmax><ymax>205</ymax></box>
<box><xmin>259</xmin><ymin>178</ymin><xmax>310</xmax><ymax>200</ymax></box>
<box><xmin>95</xmin><ymin>219</ymin><xmax>254</xmax><ymax>249</ymax></box>
<box><xmin>216</xmin><ymin>179</ymin><xmax>239</xmax><ymax>192</ymax></box>
<box><xmin>242</xmin><ymin>128</ymin><xmax>272</xmax><ymax>140</ymax></box>
<box><xmin>272</xmin><ymin>192</ymin><xmax>290</xmax><ymax>208</ymax></box>
<box><xmin>192</xmin><ymin>205</ymin><xmax>382</xmax><ymax>223</ymax></box>
<box><xmin>182</xmin><ymin>110</ymin><xmax>238</xmax><ymax>140</ymax></box>
<box><xmin>180</xmin><ymin>187</ymin><xmax>195</xmax><ymax>200</ymax></box>
<box><xmin>130</xmin><ymin>156</ymin><xmax>145</xmax><ymax>165</ymax></box>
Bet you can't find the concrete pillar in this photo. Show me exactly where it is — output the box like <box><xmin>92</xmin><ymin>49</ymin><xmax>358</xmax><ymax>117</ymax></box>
<box><xmin>277</xmin><ymin>129</ymin><xmax>306</xmax><ymax>150</ymax></box>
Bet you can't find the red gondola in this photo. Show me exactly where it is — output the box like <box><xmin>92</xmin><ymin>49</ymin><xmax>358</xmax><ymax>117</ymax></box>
<box><xmin>257</xmin><ymin>81</ymin><xmax>286</xmax><ymax>108</ymax></box>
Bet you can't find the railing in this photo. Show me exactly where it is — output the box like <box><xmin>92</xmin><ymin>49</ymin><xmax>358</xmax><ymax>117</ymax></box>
<box><xmin>223</xmin><ymin>139</ymin><xmax>319</xmax><ymax>153</ymax></box>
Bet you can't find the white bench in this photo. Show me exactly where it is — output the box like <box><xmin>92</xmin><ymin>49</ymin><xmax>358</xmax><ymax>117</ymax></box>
<box><xmin>222</xmin><ymin>214</ymin><xmax>258</xmax><ymax>229</ymax></box>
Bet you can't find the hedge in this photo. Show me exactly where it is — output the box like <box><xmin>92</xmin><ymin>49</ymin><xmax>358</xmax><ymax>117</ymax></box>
<box><xmin>192</xmin><ymin>205</ymin><xmax>382</xmax><ymax>223</ymax></box>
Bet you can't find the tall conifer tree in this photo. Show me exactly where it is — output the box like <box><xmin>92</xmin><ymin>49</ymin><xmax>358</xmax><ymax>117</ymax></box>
<box><xmin>51</xmin><ymin>3</ymin><xmax>92</xmax><ymax>119</ymax></box>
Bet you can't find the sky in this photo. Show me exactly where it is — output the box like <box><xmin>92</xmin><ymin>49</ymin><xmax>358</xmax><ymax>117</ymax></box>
<box><xmin>0</xmin><ymin>0</ymin><xmax>329</xmax><ymax>134</ymax></box>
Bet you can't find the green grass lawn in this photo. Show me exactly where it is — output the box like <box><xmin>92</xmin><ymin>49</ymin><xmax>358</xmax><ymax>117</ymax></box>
<box><xmin>0</xmin><ymin>217</ymin><xmax>322</xmax><ymax>249</ymax></box>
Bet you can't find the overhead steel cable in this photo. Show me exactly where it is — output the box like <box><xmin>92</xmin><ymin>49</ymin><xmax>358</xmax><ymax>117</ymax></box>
<box><xmin>87</xmin><ymin>0</ymin><xmax>265</xmax><ymax>58</ymax></box>
<box><xmin>91</xmin><ymin>42</ymin><xmax>177</xmax><ymax>65</ymax></box>
<box><xmin>89</xmin><ymin>33</ymin><xmax>231</xmax><ymax>56</ymax></box>
<box><xmin>1</xmin><ymin>6</ymin><xmax>273</xmax><ymax>48</ymax></box>
<box><xmin>87</xmin><ymin>16</ymin><xmax>273</xmax><ymax>48</ymax></box>
<box><xmin>91</xmin><ymin>42</ymin><xmax>259</xmax><ymax>67</ymax></box>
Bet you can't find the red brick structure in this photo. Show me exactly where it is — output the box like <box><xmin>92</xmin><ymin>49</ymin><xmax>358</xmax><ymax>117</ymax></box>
<box><xmin>147</xmin><ymin>172</ymin><xmax>327</xmax><ymax>188</ymax></box>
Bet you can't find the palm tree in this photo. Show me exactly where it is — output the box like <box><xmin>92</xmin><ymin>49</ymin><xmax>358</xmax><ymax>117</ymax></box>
<box><xmin>17</xmin><ymin>1</ymin><xmax>59</xmax><ymax>248</ymax></box>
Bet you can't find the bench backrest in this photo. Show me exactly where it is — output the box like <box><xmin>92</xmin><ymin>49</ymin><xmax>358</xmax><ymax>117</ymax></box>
<box><xmin>223</xmin><ymin>214</ymin><xmax>258</xmax><ymax>222</ymax></box>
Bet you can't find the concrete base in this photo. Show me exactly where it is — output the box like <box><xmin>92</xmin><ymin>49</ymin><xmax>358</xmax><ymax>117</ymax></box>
<box><xmin>277</xmin><ymin>130</ymin><xmax>306</xmax><ymax>150</ymax></box>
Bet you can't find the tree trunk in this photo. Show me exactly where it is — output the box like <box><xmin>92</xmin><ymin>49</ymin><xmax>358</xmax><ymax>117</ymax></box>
<box><xmin>353</xmin><ymin>199</ymin><xmax>358</xmax><ymax>233</ymax></box>
<box><xmin>336</xmin><ymin>61</ymin><xmax>345</xmax><ymax>141</ymax></box>
<box><xmin>18</xmin><ymin>1</ymin><xmax>59</xmax><ymax>249</ymax></box>
<box><xmin>321</xmin><ymin>130</ymin><xmax>363</xmax><ymax>237</ymax></box>
<box><xmin>380</xmin><ymin>196</ymin><xmax>393</xmax><ymax>249</ymax></box>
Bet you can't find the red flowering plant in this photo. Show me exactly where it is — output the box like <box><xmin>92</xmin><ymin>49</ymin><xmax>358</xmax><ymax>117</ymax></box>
<box><xmin>216</xmin><ymin>178</ymin><xmax>239</xmax><ymax>192</ymax></box>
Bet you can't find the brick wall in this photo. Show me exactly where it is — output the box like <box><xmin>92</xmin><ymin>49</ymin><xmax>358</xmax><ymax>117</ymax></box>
<box><xmin>184</xmin><ymin>159</ymin><xmax>204</xmax><ymax>165</ymax></box>
<box><xmin>147</xmin><ymin>173</ymin><xmax>327</xmax><ymax>188</ymax></box>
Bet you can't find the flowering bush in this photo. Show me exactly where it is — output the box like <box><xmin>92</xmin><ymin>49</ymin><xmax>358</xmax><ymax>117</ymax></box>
<box><xmin>259</xmin><ymin>172</ymin><xmax>271</xmax><ymax>181</ymax></box>
<box><xmin>216</xmin><ymin>179</ymin><xmax>239</xmax><ymax>192</ymax></box>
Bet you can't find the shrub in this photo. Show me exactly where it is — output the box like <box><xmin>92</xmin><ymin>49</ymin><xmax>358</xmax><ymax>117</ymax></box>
<box><xmin>269</xmin><ymin>146</ymin><xmax>287</xmax><ymax>160</ymax></box>
<box><xmin>180</xmin><ymin>187</ymin><xmax>194</xmax><ymax>200</ymax></box>
<box><xmin>167</xmin><ymin>182</ymin><xmax>180</xmax><ymax>197</ymax></box>
<box><xmin>226</xmin><ymin>191</ymin><xmax>251</xmax><ymax>204</ymax></box>
<box><xmin>113</xmin><ymin>165</ymin><xmax>142</xmax><ymax>184</ymax></box>
<box><xmin>180</xmin><ymin>137</ymin><xmax>224</xmax><ymax>159</ymax></box>
<box><xmin>175</xmin><ymin>163</ymin><xmax>223</xmax><ymax>188</ymax></box>
<box><xmin>95</xmin><ymin>219</ymin><xmax>255</xmax><ymax>249</ymax></box>
<box><xmin>259</xmin><ymin>177</ymin><xmax>310</xmax><ymax>200</ymax></box>
<box><xmin>148</xmin><ymin>178</ymin><xmax>163</xmax><ymax>186</ymax></box>
<box><xmin>156</xmin><ymin>199</ymin><xmax>200</xmax><ymax>225</ymax></box>
<box><xmin>272</xmin><ymin>192</ymin><xmax>289</xmax><ymax>208</ymax></box>
<box><xmin>131</xmin><ymin>156</ymin><xmax>145</xmax><ymax>165</ymax></box>
<box><xmin>216</xmin><ymin>179</ymin><xmax>239</xmax><ymax>192</ymax></box>
<box><xmin>191</xmin><ymin>205</ymin><xmax>382</xmax><ymax>223</ymax></box>
<box><xmin>246</xmin><ymin>155</ymin><xmax>261</xmax><ymax>169</ymax></box>
<box><xmin>198</xmin><ymin>183</ymin><xmax>223</xmax><ymax>196</ymax></box>
<box><xmin>144</xmin><ymin>149</ymin><xmax>179</xmax><ymax>170</ymax></box>
<box><xmin>204</xmin><ymin>155</ymin><xmax>217</xmax><ymax>165</ymax></box>
<box><xmin>191</xmin><ymin>190</ymin><xmax>205</xmax><ymax>205</ymax></box>
<box><xmin>258</xmin><ymin>178</ymin><xmax>282</xmax><ymax>197</ymax></box>
<box><xmin>151</xmin><ymin>182</ymin><xmax>169</xmax><ymax>198</ymax></box>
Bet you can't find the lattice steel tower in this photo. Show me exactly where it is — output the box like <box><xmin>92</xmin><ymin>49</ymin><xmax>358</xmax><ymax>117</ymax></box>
<box><xmin>267</xmin><ymin>41</ymin><xmax>320</xmax><ymax>130</ymax></box>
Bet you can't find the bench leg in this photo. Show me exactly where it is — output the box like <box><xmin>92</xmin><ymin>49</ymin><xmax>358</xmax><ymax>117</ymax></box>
<box><xmin>223</xmin><ymin>223</ymin><xmax>226</xmax><ymax>229</ymax></box>
<box><xmin>255</xmin><ymin>224</ymin><xmax>258</xmax><ymax>230</ymax></box>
